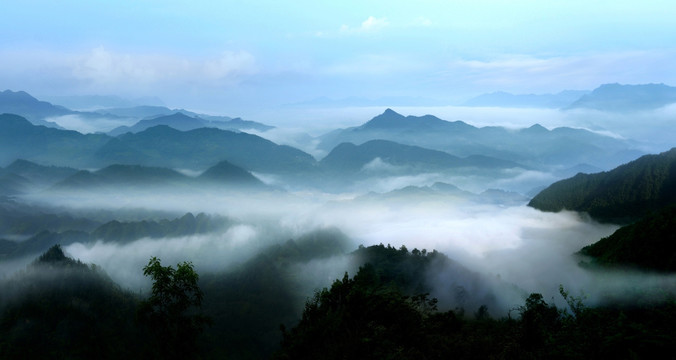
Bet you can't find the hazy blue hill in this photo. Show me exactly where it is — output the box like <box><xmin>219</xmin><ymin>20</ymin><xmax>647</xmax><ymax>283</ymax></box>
<box><xmin>91</xmin><ymin>212</ymin><xmax>228</xmax><ymax>244</ymax></box>
<box><xmin>528</xmin><ymin>148</ymin><xmax>676</xmax><ymax>223</ymax></box>
<box><xmin>359</xmin><ymin>108</ymin><xmax>476</xmax><ymax>133</ymax></box>
<box><xmin>96</xmin><ymin>105</ymin><xmax>177</xmax><ymax>118</ymax></box>
<box><xmin>463</xmin><ymin>90</ymin><xmax>589</xmax><ymax>108</ymax></box>
<box><xmin>0</xmin><ymin>197</ymin><xmax>101</xmax><ymax>237</ymax></box>
<box><xmin>566</xmin><ymin>83</ymin><xmax>676</xmax><ymax>111</ymax></box>
<box><xmin>108</xmin><ymin>112</ymin><xmax>207</xmax><ymax>136</ymax></box>
<box><xmin>321</xmin><ymin>140</ymin><xmax>463</xmax><ymax>172</ymax></box>
<box><xmin>53</xmin><ymin>164</ymin><xmax>191</xmax><ymax>190</ymax></box>
<box><xmin>104</xmin><ymin>107</ymin><xmax>273</xmax><ymax>136</ymax></box>
<box><xmin>5</xmin><ymin>159</ymin><xmax>78</xmax><ymax>188</ymax></box>
<box><xmin>198</xmin><ymin>160</ymin><xmax>265</xmax><ymax>187</ymax></box>
<box><xmin>95</xmin><ymin>125</ymin><xmax>317</xmax><ymax>172</ymax></box>
<box><xmin>320</xmin><ymin>139</ymin><xmax>524</xmax><ymax>173</ymax></box>
<box><xmin>0</xmin><ymin>171</ymin><xmax>32</xmax><ymax>196</ymax></box>
<box><xmin>4</xmin><ymin>230</ymin><xmax>92</xmax><ymax>258</ymax></box>
<box><xmin>318</xmin><ymin>109</ymin><xmax>640</xmax><ymax>170</ymax></box>
<box><xmin>580</xmin><ymin>206</ymin><xmax>676</xmax><ymax>272</ymax></box>
<box><xmin>0</xmin><ymin>90</ymin><xmax>71</xmax><ymax>125</ymax></box>
<box><xmin>0</xmin><ymin>113</ymin><xmax>110</xmax><ymax>167</ymax></box>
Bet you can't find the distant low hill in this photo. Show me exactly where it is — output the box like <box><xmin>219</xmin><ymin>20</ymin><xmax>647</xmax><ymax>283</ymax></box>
<box><xmin>566</xmin><ymin>83</ymin><xmax>676</xmax><ymax>112</ymax></box>
<box><xmin>108</xmin><ymin>111</ymin><xmax>273</xmax><ymax>136</ymax></box>
<box><xmin>0</xmin><ymin>90</ymin><xmax>71</xmax><ymax>127</ymax></box>
<box><xmin>95</xmin><ymin>125</ymin><xmax>316</xmax><ymax>172</ymax></box>
<box><xmin>528</xmin><ymin>148</ymin><xmax>676</xmax><ymax>223</ymax></box>
<box><xmin>320</xmin><ymin>139</ymin><xmax>524</xmax><ymax>173</ymax></box>
<box><xmin>319</xmin><ymin>109</ymin><xmax>641</xmax><ymax>171</ymax></box>
<box><xmin>52</xmin><ymin>162</ymin><xmax>264</xmax><ymax>191</ymax></box>
<box><xmin>4</xmin><ymin>159</ymin><xmax>78</xmax><ymax>188</ymax></box>
<box><xmin>463</xmin><ymin>90</ymin><xmax>588</xmax><ymax>108</ymax></box>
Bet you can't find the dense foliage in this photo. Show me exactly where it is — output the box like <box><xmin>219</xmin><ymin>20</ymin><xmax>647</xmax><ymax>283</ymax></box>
<box><xmin>529</xmin><ymin>147</ymin><xmax>676</xmax><ymax>223</ymax></box>
<box><xmin>138</xmin><ymin>257</ymin><xmax>210</xmax><ymax>360</ymax></box>
<box><xmin>0</xmin><ymin>246</ymin><xmax>144</xmax><ymax>359</ymax></box>
<box><xmin>2</xmin><ymin>243</ymin><xmax>676</xmax><ymax>359</ymax></box>
<box><xmin>581</xmin><ymin>206</ymin><xmax>676</xmax><ymax>271</ymax></box>
<box><xmin>276</xmin><ymin>266</ymin><xmax>676</xmax><ymax>359</ymax></box>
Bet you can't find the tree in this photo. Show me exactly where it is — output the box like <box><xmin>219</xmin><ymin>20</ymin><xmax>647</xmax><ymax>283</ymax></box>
<box><xmin>138</xmin><ymin>257</ymin><xmax>209</xmax><ymax>359</ymax></box>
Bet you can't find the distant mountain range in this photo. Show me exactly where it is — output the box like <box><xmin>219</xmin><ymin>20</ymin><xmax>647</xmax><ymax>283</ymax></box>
<box><xmin>463</xmin><ymin>90</ymin><xmax>589</xmax><ymax>108</ymax></box>
<box><xmin>319</xmin><ymin>139</ymin><xmax>524</xmax><ymax>173</ymax></box>
<box><xmin>0</xmin><ymin>90</ymin><xmax>274</xmax><ymax>133</ymax></box>
<box><xmin>108</xmin><ymin>112</ymin><xmax>272</xmax><ymax>136</ymax></box>
<box><xmin>51</xmin><ymin>162</ymin><xmax>265</xmax><ymax>192</ymax></box>
<box><xmin>319</xmin><ymin>109</ymin><xmax>642</xmax><ymax>170</ymax></box>
<box><xmin>0</xmin><ymin>90</ymin><xmax>71</xmax><ymax>127</ymax></box>
<box><xmin>0</xmin><ymin>113</ymin><xmax>311</xmax><ymax>173</ymax></box>
<box><xmin>565</xmin><ymin>83</ymin><xmax>676</xmax><ymax>112</ymax></box>
<box><xmin>464</xmin><ymin>83</ymin><xmax>676</xmax><ymax>111</ymax></box>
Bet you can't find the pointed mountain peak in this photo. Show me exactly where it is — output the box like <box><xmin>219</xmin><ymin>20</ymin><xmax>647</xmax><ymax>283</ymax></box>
<box><xmin>382</xmin><ymin>108</ymin><xmax>400</xmax><ymax>116</ymax></box>
<box><xmin>524</xmin><ymin>123</ymin><xmax>549</xmax><ymax>133</ymax></box>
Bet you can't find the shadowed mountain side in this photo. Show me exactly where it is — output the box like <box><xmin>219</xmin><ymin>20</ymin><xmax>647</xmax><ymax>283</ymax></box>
<box><xmin>0</xmin><ymin>245</ymin><xmax>145</xmax><ymax>359</ymax></box>
<box><xmin>199</xmin><ymin>227</ymin><xmax>352</xmax><ymax>359</ymax></box>
<box><xmin>0</xmin><ymin>114</ymin><xmax>110</xmax><ymax>167</ymax></box>
<box><xmin>528</xmin><ymin>148</ymin><xmax>676</xmax><ymax>223</ymax></box>
<box><xmin>318</xmin><ymin>109</ymin><xmax>641</xmax><ymax>170</ymax></box>
<box><xmin>580</xmin><ymin>206</ymin><xmax>676</xmax><ymax>272</ymax></box>
<box><xmin>95</xmin><ymin>125</ymin><xmax>317</xmax><ymax>173</ymax></box>
<box><xmin>319</xmin><ymin>140</ymin><xmax>525</xmax><ymax>173</ymax></box>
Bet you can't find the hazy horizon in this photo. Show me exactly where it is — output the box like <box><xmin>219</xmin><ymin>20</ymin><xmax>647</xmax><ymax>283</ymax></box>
<box><xmin>2</xmin><ymin>1</ymin><xmax>676</xmax><ymax>114</ymax></box>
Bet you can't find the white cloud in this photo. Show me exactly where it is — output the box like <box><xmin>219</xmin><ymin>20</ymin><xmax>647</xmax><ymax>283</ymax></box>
<box><xmin>0</xmin><ymin>46</ymin><xmax>258</xmax><ymax>97</ymax></box>
<box><xmin>339</xmin><ymin>16</ymin><xmax>389</xmax><ymax>34</ymax></box>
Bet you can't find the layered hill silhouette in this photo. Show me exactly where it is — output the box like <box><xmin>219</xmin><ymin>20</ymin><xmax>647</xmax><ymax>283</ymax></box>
<box><xmin>0</xmin><ymin>90</ymin><xmax>71</xmax><ymax>126</ymax></box>
<box><xmin>95</xmin><ymin>125</ymin><xmax>316</xmax><ymax>172</ymax></box>
<box><xmin>51</xmin><ymin>162</ymin><xmax>264</xmax><ymax>191</ymax></box>
<box><xmin>108</xmin><ymin>112</ymin><xmax>273</xmax><ymax>136</ymax></box>
<box><xmin>528</xmin><ymin>148</ymin><xmax>676</xmax><ymax>223</ymax></box>
<box><xmin>0</xmin><ymin>113</ymin><xmax>110</xmax><ymax>167</ymax></box>
<box><xmin>0</xmin><ymin>114</ymin><xmax>314</xmax><ymax>173</ymax></box>
<box><xmin>320</xmin><ymin>139</ymin><xmax>524</xmax><ymax>173</ymax></box>
<box><xmin>319</xmin><ymin>109</ymin><xmax>641</xmax><ymax>170</ymax></box>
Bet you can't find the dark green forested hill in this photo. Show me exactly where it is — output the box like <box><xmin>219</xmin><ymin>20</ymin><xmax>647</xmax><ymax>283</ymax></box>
<box><xmin>528</xmin><ymin>148</ymin><xmax>676</xmax><ymax>223</ymax></box>
<box><xmin>580</xmin><ymin>206</ymin><xmax>676</xmax><ymax>271</ymax></box>
<box><xmin>3</xmin><ymin>242</ymin><xmax>676</xmax><ymax>359</ymax></box>
<box><xmin>0</xmin><ymin>246</ymin><xmax>145</xmax><ymax>359</ymax></box>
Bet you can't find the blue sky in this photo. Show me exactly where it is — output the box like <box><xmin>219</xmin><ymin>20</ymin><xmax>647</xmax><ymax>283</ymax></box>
<box><xmin>2</xmin><ymin>0</ymin><xmax>675</xmax><ymax>113</ymax></box>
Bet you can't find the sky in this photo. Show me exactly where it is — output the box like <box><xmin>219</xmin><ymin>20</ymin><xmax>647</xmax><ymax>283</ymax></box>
<box><xmin>2</xmin><ymin>0</ymin><xmax>676</xmax><ymax>114</ymax></box>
